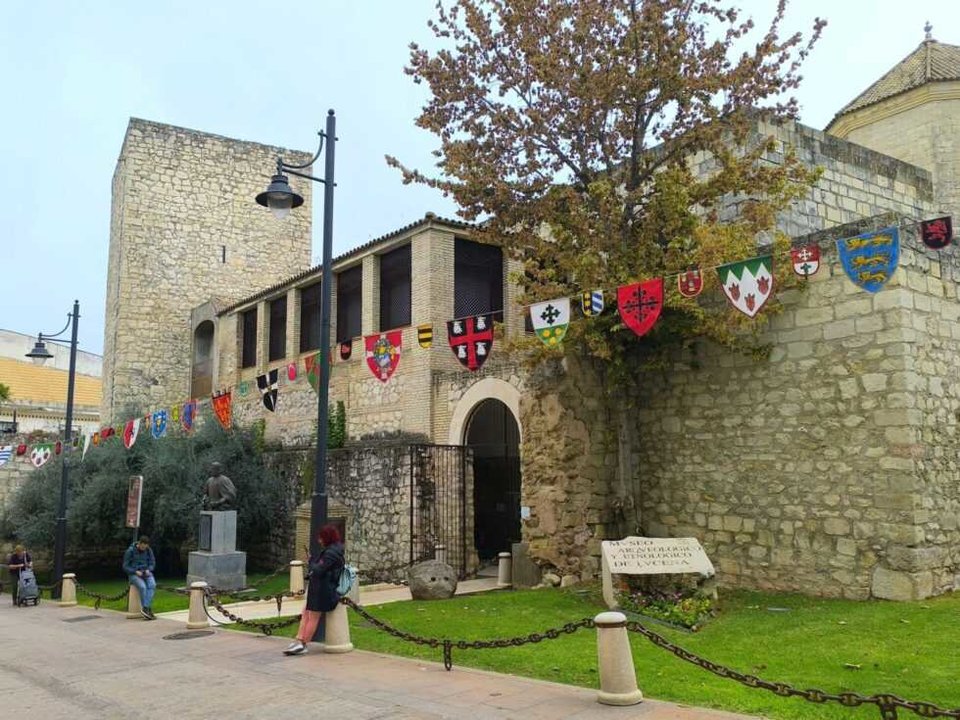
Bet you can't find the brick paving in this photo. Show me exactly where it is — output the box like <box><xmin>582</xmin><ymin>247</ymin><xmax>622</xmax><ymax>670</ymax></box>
<box><xmin>0</xmin><ymin>597</ymin><xmax>760</xmax><ymax>719</ymax></box>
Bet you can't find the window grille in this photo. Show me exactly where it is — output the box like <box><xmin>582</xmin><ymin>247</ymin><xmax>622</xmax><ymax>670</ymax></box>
<box><xmin>299</xmin><ymin>282</ymin><xmax>322</xmax><ymax>352</ymax></box>
<box><xmin>379</xmin><ymin>244</ymin><xmax>411</xmax><ymax>330</ymax></box>
<box><xmin>268</xmin><ymin>296</ymin><xmax>287</xmax><ymax>361</ymax></box>
<box><xmin>454</xmin><ymin>238</ymin><xmax>503</xmax><ymax>320</ymax></box>
<box><xmin>336</xmin><ymin>265</ymin><xmax>363</xmax><ymax>343</ymax></box>
<box><xmin>240</xmin><ymin>308</ymin><xmax>257</xmax><ymax>368</ymax></box>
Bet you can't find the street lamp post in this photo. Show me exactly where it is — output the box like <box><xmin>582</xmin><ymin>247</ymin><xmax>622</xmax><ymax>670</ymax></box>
<box><xmin>25</xmin><ymin>300</ymin><xmax>80</xmax><ymax>600</ymax></box>
<box><xmin>256</xmin><ymin>110</ymin><xmax>336</xmax><ymax>560</ymax></box>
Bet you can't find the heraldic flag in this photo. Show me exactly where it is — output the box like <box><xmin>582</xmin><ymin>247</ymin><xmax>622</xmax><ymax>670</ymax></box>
<box><xmin>447</xmin><ymin>314</ymin><xmax>493</xmax><ymax>371</ymax></box>
<box><xmin>305</xmin><ymin>352</ymin><xmax>321</xmax><ymax>393</ymax></box>
<box><xmin>181</xmin><ymin>399</ymin><xmax>197</xmax><ymax>432</ymax></box>
<box><xmin>31</xmin><ymin>444</ymin><xmax>53</xmax><ymax>468</ymax></box>
<box><xmin>618</xmin><ymin>278</ymin><xmax>663</xmax><ymax>337</ymax></box>
<box><xmin>717</xmin><ymin>255</ymin><xmax>773</xmax><ymax>318</ymax></box>
<box><xmin>530</xmin><ymin>298</ymin><xmax>570</xmax><ymax>346</ymax></box>
<box><xmin>0</xmin><ymin>445</ymin><xmax>12</xmax><ymax>468</ymax></box>
<box><xmin>257</xmin><ymin>369</ymin><xmax>279</xmax><ymax>412</ymax></box>
<box><xmin>151</xmin><ymin>409</ymin><xmax>168</xmax><ymax>439</ymax></box>
<box><xmin>123</xmin><ymin>418</ymin><xmax>141</xmax><ymax>449</ymax></box>
<box><xmin>365</xmin><ymin>331</ymin><xmax>402</xmax><ymax>382</ymax></box>
<box><xmin>212</xmin><ymin>390</ymin><xmax>232</xmax><ymax>430</ymax></box>
<box><xmin>836</xmin><ymin>227</ymin><xmax>899</xmax><ymax>294</ymax></box>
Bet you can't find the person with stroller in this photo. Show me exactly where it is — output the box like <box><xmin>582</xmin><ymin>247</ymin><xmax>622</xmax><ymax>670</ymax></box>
<box><xmin>7</xmin><ymin>544</ymin><xmax>32</xmax><ymax>606</ymax></box>
<box><xmin>283</xmin><ymin>524</ymin><xmax>344</xmax><ymax>656</ymax></box>
<box><xmin>122</xmin><ymin>536</ymin><xmax>157</xmax><ymax>620</ymax></box>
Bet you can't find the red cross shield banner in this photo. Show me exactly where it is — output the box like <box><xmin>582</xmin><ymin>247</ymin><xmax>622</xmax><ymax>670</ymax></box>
<box><xmin>617</xmin><ymin>278</ymin><xmax>664</xmax><ymax>338</ymax></box>
<box><xmin>790</xmin><ymin>244</ymin><xmax>820</xmax><ymax>277</ymax></box>
<box><xmin>447</xmin><ymin>314</ymin><xmax>494</xmax><ymax>371</ymax></box>
<box><xmin>677</xmin><ymin>269</ymin><xmax>703</xmax><ymax>298</ymax></box>
<box><xmin>365</xmin><ymin>331</ymin><xmax>402</xmax><ymax>382</ymax></box>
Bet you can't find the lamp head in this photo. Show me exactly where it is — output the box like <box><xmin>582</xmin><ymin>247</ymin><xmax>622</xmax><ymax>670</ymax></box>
<box><xmin>255</xmin><ymin>173</ymin><xmax>304</xmax><ymax>220</ymax></box>
<box><xmin>25</xmin><ymin>337</ymin><xmax>53</xmax><ymax>366</ymax></box>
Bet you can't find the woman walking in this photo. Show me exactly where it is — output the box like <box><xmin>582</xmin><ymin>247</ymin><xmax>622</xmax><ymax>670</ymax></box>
<box><xmin>284</xmin><ymin>524</ymin><xmax>345</xmax><ymax>655</ymax></box>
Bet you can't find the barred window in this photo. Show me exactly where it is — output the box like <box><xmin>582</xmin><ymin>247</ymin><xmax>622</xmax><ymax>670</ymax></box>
<box><xmin>379</xmin><ymin>244</ymin><xmax>411</xmax><ymax>330</ymax></box>
<box><xmin>336</xmin><ymin>265</ymin><xmax>363</xmax><ymax>343</ymax></box>
<box><xmin>240</xmin><ymin>308</ymin><xmax>257</xmax><ymax>368</ymax></box>
<box><xmin>455</xmin><ymin>238</ymin><xmax>503</xmax><ymax>320</ymax></box>
<box><xmin>268</xmin><ymin>296</ymin><xmax>287</xmax><ymax>361</ymax></box>
<box><xmin>299</xmin><ymin>282</ymin><xmax>322</xmax><ymax>352</ymax></box>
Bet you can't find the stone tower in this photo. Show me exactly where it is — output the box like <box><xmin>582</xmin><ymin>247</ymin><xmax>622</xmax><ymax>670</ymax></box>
<box><xmin>102</xmin><ymin>119</ymin><xmax>313</xmax><ymax>422</ymax></box>
<box><xmin>826</xmin><ymin>27</ymin><xmax>960</xmax><ymax>221</ymax></box>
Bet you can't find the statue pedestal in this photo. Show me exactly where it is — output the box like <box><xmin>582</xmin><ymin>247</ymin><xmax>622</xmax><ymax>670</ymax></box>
<box><xmin>187</xmin><ymin>511</ymin><xmax>246</xmax><ymax>590</ymax></box>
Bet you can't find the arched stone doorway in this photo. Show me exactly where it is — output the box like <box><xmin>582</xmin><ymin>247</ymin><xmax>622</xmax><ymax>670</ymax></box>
<box><xmin>191</xmin><ymin>320</ymin><xmax>215</xmax><ymax>398</ymax></box>
<box><xmin>465</xmin><ymin>398</ymin><xmax>521</xmax><ymax>561</ymax></box>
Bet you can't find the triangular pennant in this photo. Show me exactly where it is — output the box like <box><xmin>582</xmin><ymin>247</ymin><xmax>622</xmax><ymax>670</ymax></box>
<box><xmin>30</xmin><ymin>444</ymin><xmax>53</xmax><ymax>468</ymax></box>
<box><xmin>211</xmin><ymin>391</ymin><xmax>232</xmax><ymax>430</ymax></box>
<box><xmin>717</xmin><ymin>256</ymin><xmax>774</xmax><ymax>317</ymax></box>
<box><xmin>257</xmin><ymin>369</ymin><xmax>279</xmax><ymax>412</ymax></box>
<box><xmin>836</xmin><ymin>228</ymin><xmax>898</xmax><ymax>294</ymax></box>
<box><xmin>790</xmin><ymin>244</ymin><xmax>820</xmax><ymax>277</ymax></box>
<box><xmin>365</xmin><ymin>331</ymin><xmax>402</xmax><ymax>382</ymax></box>
<box><xmin>447</xmin><ymin>314</ymin><xmax>494</xmax><ymax>371</ymax></box>
<box><xmin>920</xmin><ymin>216</ymin><xmax>952</xmax><ymax>250</ymax></box>
<box><xmin>530</xmin><ymin>298</ymin><xmax>571</xmax><ymax>346</ymax></box>
<box><xmin>617</xmin><ymin>278</ymin><xmax>664</xmax><ymax>337</ymax></box>
<box><xmin>0</xmin><ymin>445</ymin><xmax>12</xmax><ymax>468</ymax></box>
<box><xmin>123</xmin><ymin>418</ymin><xmax>141</xmax><ymax>449</ymax></box>
<box><xmin>151</xmin><ymin>409</ymin><xmax>168</xmax><ymax>439</ymax></box>
<box><xmin>677</xmin><ymin>269</ymin><xmax>703</xmax><ymax>298</ymax></box>
<box><xmin>418</xmin><ymin>324</ymin><xmax>433</xmax><ymax>349</ymax></box>
<box><xmin>181</xmin><ymin>399</ymin><xmax>197</xmax><ymax>432</ymax></box>
<box><xmin>82</xmin><ymin>434</ymin><xmax>91</xmax><ymax>461</ymax></box>
<box><xmin>305</xmin><ymin>352</ymin><xmax>321</xmax><ymax>393</ymax></box>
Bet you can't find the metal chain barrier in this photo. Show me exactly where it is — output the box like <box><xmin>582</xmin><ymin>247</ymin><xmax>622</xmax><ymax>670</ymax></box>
<box><xmin>625</xmin><ymin>620</ymin><xmax>960</xmax><ymax>719</ymax></box>
<box><xmin>340</xmin><ymin>597</ymin><xmax>595</xmax><ymax>671</ymax></box>
<box><xmin>75</xmin><ymin>581</ymin><xmax>131</xmax><ymax>610</ymax></box>
<box><xmin>202</xmin><ymin>587</ymin><xmax>302</xmax><ymax>636</ymax></box>
<box><xmin>36</xmin><ymin>579</ymin><xmax>62</xmax><ymax>597</ymax></box>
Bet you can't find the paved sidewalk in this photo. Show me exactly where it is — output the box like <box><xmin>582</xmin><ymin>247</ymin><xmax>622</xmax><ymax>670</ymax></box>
<box><xmin>0</xmin><ymin>600</ymin><xmax>760</xmax><ymax>719</ymax></box>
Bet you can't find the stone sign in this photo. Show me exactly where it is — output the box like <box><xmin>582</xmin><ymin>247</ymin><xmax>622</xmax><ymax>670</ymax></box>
<box><xmin>601</xmin><ymin>536</ymin><xmax>715</xmax><ymax>609</ymax></box>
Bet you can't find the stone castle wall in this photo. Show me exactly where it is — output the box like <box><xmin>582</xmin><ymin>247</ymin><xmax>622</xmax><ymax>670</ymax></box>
<box><xmin>102</xmin><ymin>119</ymin><xmax>313</xmax><ymax>423</ymax></box>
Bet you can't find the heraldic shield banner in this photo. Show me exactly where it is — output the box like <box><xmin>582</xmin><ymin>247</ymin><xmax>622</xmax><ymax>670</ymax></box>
<box><xmin>447</xmin><ymin>314</ymin><xmax>493</xmax><ymax>371</ymax></box>
<box><xmin>617</xmin><ymin>278</ymin><xmax>663</xmax><ymax>337</ymax></box>
<box><xmin>365</xmin><ymin>330</ymin><xmax>402</xmax><ymax>382</ymax></box>
<box><xmin>530</xmin><ymin>298</ymin><xmax>570</xmax><ymax>346</ymax></box>
<box><xmin>836</xmin><ymin>226</ymin><xmax>899</xmax><ymax>293</ymax></box>
<box><xmin>717</xmin><ymin>255</ymin><xmax>773</xmax><ymax>318</ymax></box>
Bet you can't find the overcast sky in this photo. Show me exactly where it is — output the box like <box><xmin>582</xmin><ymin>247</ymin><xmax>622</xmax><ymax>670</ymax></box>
<box><xmin>1</xmin><ymin>1</ymin><xmax>957</xmax><ymax>356</ymax></box>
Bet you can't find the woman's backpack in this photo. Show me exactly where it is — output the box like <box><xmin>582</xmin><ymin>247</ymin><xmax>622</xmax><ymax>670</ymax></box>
<box><xmin>336</xmin><ymin>563</ymin><xmax>357</xmax><ymax>597</ymax></box>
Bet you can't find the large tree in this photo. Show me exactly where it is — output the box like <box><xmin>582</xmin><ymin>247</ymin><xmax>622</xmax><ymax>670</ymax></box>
<box><xmin>390</xmin><ymin>0</ymin><xmax>825</xmax><ymax>374</ymax></box>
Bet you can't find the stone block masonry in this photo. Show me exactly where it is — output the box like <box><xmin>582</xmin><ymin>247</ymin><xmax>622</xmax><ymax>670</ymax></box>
<box><xmin>102</xmin><ymin>119</ymin><xmax>313</xmax><ymax>423</ymax></box>
<box><xmin>631</xmin><ymin>216</ymin><xmax>959</xmax><ymax>600</ymax></box>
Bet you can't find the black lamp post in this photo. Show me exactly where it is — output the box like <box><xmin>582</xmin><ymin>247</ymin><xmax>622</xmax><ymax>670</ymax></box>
<box><xmin>25</xmin><ymin>300</ymin><xmax>80</xmax><ymax>600</ymax></box>
<box><xmin>256</xmin><ymin>110</ymin><xmax>336</xmax><ymax>560</ymax></box>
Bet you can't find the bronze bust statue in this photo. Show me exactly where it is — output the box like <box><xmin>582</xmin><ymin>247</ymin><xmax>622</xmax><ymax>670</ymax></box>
<box><xmin>204</xmin><ymin>462</ymin><xmax>237</xmax><ymax>511</ymax></box>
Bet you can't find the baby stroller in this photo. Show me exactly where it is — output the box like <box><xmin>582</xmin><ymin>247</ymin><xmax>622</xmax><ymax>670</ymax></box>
<box><xmin>16</xmin><ymin>567</ymin><xmax>40</xmax><ymax>606</ymax></box>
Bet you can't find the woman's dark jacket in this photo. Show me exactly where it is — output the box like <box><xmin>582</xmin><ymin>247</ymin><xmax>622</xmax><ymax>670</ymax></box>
<box><xmin>306</xmin><ymin>542</ymin><xmax>344</xmax><ymax>612</ymax></box>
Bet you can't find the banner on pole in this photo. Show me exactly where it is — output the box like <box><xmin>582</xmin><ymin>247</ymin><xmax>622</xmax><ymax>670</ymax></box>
<box><xmin>125</xmin><ymin>475</ymin><xmax>144</xmax><ymax>529</ymax></box>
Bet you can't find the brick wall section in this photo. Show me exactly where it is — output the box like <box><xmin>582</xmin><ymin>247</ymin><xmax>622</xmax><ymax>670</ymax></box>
<box><xmin>102</xmin><ymin>119</ymin><xmax>313</xmax><ymax>422</ymax></box>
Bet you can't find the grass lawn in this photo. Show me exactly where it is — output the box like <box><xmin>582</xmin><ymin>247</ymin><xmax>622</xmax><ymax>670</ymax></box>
<box><xmin>243</xmin><ymin>585</ymin><xmax>960</xmax><ymax>720</ymax></box>
<box><xmin>67</xmin><ymin>570</ymin><xmax>292</xmax><ymax>614</ymax></box>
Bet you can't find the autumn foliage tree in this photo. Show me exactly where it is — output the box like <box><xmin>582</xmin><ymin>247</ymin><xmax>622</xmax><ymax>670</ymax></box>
<box><xmin>389</xmin><ymin>0</ymin><xmax>826</xmax><ymax>375</ymax></box>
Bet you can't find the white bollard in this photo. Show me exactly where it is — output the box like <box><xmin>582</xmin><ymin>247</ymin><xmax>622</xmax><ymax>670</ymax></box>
<box><xmin>289</xmin><ymin>560</ymin><xmax>305</xmax><ymax>595</ymax></box>
<box><xmin>434</xmin><ymin>544</ymin><xmax>447</xmax><ymax>564</ymax></box>
<box><xmin>497</xmin><ymin>551</ymin><xmax>512</xmax><ymax>588</ymax></box>
<box><xmin>126</xmin><ymin>585</ymin><xmax>141</xmax><ymax>619</ymax></box>
<box><xmin>59</xmin><ymin>573</ymin><xmax>77</xmax><ymax>607</ymax></box>
<box><xmin>187</xmin><ymin>581</ymin><xmax>209</xmax><ymax>629</ymax></box>
<box><xmin>322</xmin><ymin>602</ymin><xmax>354</xmax><ymax>654</ymax></box>
<box><xmin>594</xmin><ymin>611</ymin><xmax>643</xmax><ymax>706</ymax></box>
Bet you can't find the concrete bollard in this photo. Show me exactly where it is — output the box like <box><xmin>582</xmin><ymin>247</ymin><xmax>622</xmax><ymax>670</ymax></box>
<box><xmin>59</xmin><ymin>573</ymin><xmax>77</xmax><ymax>607</ymax></box>
<box><xmin>497</xmin><ymin>551</ymin><xmax>512</xmax><ymax>588</ymax></box>
<box><xmin>434</xmin><ymin>544</ymin><xmax>447</xmax><ymax>564</ymax></box>
<box><xmin>187</xmin><ymin>581</ymin><xmax>209</xmax><ymax>629</ymax></box>
<box><xmin>322</xmin><ymin>602</ymin><xmax>354</xmax><ymax>654</ymax></box>
<box><xmin>594</xmin><ymin>611</ymin><xmax>643</xmax><ymax>706</ymax></box>
<box><xmin>126</xmin><ymin>585</ymin><xmax>141</xmax><ymax>619</ymax></box>
<box><xmin>289</xmin><ymin>560</ymin><xmax>305</xmax><ymax>595</ymax></box>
